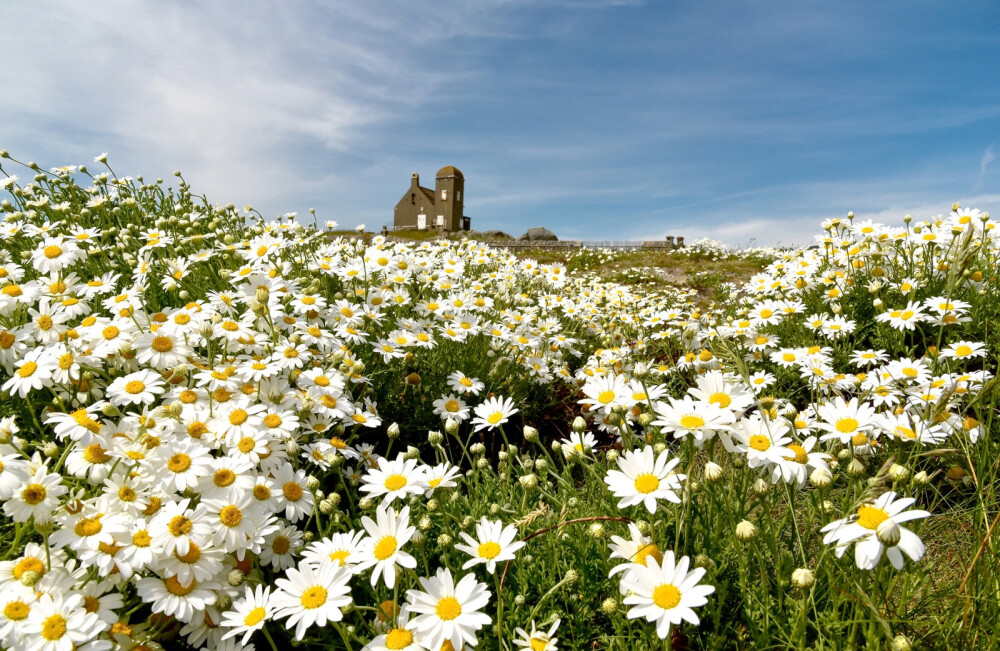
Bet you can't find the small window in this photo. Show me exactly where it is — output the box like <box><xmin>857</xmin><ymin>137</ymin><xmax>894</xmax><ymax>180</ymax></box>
<box><xmin>411</xmin><ymin>193</ymin><xmax>415</xmax><ymax>205</ymax></box>
<box><xmin>457</xmin><ymin>191</ymin><xmax>461</xmax><ymax>201</ymax></box>
<box><xmin>441</xmin><ymin>189</ymin><xmax>448</xmax><ymax>200</ymax></box>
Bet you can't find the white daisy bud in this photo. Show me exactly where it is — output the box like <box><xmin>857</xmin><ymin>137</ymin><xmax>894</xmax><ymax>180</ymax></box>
<box><xmin>601</xmin><ymin>597</ymin><xmax>618</xmax><ymax>615</ymax></box>
<box><xmin>551</xmin><ymin>439</ymin><xmax>562</xmax><ymax>452</ymax></box>
<box><xmin>564</xmin><ymin>569</ymin><xmax>579</xmax><ymax>585</ymax></box>
<box><xmin>735</xmin><ymin>520</ymin><xmax>758</xmax><ymax>540</ymax></box>
<box><xmin>444</xmin><ymin>419</ymin><xmax>460</xmax><ymax>436</ymax></box>
<box><xmin>470</xmin><ymin>443</ymin><xmax>486</xmax><ymax>455</ymax></box>
<box><xmin>703</xmin><ymin>461</ymin><xmax>724</xmax><ymax>483</ymax></box>
<box><xmin>285</xmin><ymin>439</ymin><xmax>300</xmax><ymax>456</ymax></box>
<box><xmin>636</xmin><ymin>521</ymin><xmax>651</xmax><ymax>535</ymax></box>
<box><xmin>437</xmin><ymin>533</ymin><xmax>452</xmax><ymax>548</ymax></box>
<box><xmin>891</xmin><ymin>635</ymin><xmax>913</xmax><ymax>651</ymax></box>
<box><xmin>694</xmin><ymin>554</ymin><xmax>714</xmax><ymax>570</ymax></box>
<box><xmin>319</xmin><ymin>499</ymin><xmax>334</xmax><ymax>515</ymax></box>
<box><xmin>404</xmin><ymin>445</ymin><xmax>420</xmax><ymax>460</ymax></box>
<box><xmin>810</xmin><ymin>468</ymin><xmax>833</xmax><ymax>488</ymax></box>
<box><xmin>913</xmin><ymin>470</ymin><xmax>930</xmax><ymax>486</ymax></box>
<box><xmin>847</xmin><ymin>458</ymin><xmax>867</xmax><ymax>477</ymax></box>
<box><xmin>523</xmin><ymin>425</ymin><xmax>539</xmax><ymax>442</ymax></box>
<box><xmin>836</xmin><ymin>449</ymin><xmax>852</xmax><ymax>461</ymax></box>
<box><xmin>752</xmin><ymin>478</ymin><xmax>770</xmax><ymax>495</ymax></box>
<box><xmin>877</xmin><ymin>519</ymin><xmax>901</xmax><ymax>546</ymax></box>
<box><xmin>534</xmin><ymin>458</ymin><xmax>548</xmax><ymax>472</ymax></box>
<box><xmin>606</xmin><ymin>449</ymin><xmax>619</xmax><ymax>462</ymax></box>
<box><xmin>498</xmin><ymin>451</ymin><xmax>508</xmax><ymax>462</ymax></box>
<box><xmin>514</xmin><ymin>595</ymin><xmax>526</xmax><ymax>607</ymax></box>
<box><xmin>306</xmin><ymin>475</ymin><xmax>320</xmax><ymax>491</ymax></box>
<box><xmin>427</xmin><ymin>430</ymin><xmax>443</xmax><ymax>446</ymax></box>
<box><xmin>20</xmin><ymin>570</ymin><xmax>41</xmax><ymax>587</ymax></box>
<box><xmin>572</xmin><ymin>416</ymin><xmax>587</xmax><ymax>432</ymax></box>
<box><xmin>42</xmin><ymin>442</ymin><xmax>59</xmax><ymax>458</ymax></box>
<box><xmin>889</xmin><ymin>463</ymin><xmax>909</xmax><ymax>482</ymax></box>
<box><xmin>588</xmin><ymin>523</ymin><xmax>606</xmax><ymax>539</ymax></box>
<box><xmin>358</xmin><ymin>496</ymin><xmax>374</xmax><ymax>511</ymax></box>
<box><xmin>653</xmin><ymin>442</ymin><xmax>667</xmax><ymax>454</ymax></box>
<box><xmin>821</xmin><ymin>500</ymin><xmax>837</xmax><ymax>515</ymax></box>
<box><xmin>791</xmin><ymin>568</ymin><xmax>815</xmax><ymax>588</ymax></box>
<box><xmin>477</xmin><ymin>457</ymin><xmax>490</xmax><ymax>470</ymax></box>
<box><xmin>227</xmin><ymin>569</ymin><xmax>245</xmax><ymax>587</ymax></box>
<box><xmin>519</xmin><ymin>473</ymin><xmax>538</xmax><ymax>489</ymax></box>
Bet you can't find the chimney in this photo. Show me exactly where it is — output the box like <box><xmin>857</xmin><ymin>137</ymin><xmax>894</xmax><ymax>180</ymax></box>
<box><xmin>411</xmin><ymin>173</ymin><xmax>420</xmax><ymax>187</ymax></box>
<box><xmin>665</xmin><ymin>235</ymin><xmax>675</xmax><ymax>247</ymax></box>
<box><xmin>676</xmin><ymin>236</ymin><xmax>685</xmax><ymax>248</ymax></box>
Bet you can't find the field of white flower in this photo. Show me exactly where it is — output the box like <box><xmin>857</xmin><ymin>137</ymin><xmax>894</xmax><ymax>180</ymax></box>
<box><xmin>0</xmin><ymin>151</ymin><xmax>997</xmax><ymax>650</ymax></box>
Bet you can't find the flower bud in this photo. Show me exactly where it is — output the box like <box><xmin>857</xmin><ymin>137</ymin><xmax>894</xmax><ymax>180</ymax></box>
<box><xmin>428</xmin><ymin>430</ymin><xmax>444</xmax><ymax>446</ymax></box>
<box><xmin>519</xmin><ymin>473</ymin><xmax>538</xmax><ymax>489</ymax></box>
<box><xmin>20</xmin><ymin>570</ymin><xmax>41</xmax><ymax>587</ymax></box>
<box><xmin>877</xmin><ymin>519</ymin><xmax>901</xmax><ymax>546</ymax></box>
<box><xmin>735</xmin><ymin>520</ymin><xmax>758</xmax><ymax>540</ymax></box>
<box><xmin>694</xmin><ymin>554</ymin><xmax>714</xmax><ymax>570</ymax></box>
<box><xmin>419</xmin><ymin>515</ymin><xmax>433</xmax><ymax>530</ymax></box>
<box><xmin>636</xmin><ymin>520</ymin><xmax>651</xmax><ymax>535</ymax></box>
<box><xmin>42</xmin><ymin>442</ymin><xmax>59</xmax><ymax>458</ymax></box>
<box><xmin>306</xmin><ymin>475</ymin><xmax>320</xmax><ymax>491</ymax></box>
<box><xmin>601</xmin><ymin>597</ymin><xmax>618</xmax><ymax>615</ymax></box>
<box><xmin>891</xmin><ymin>634</ymin><xmax>912</xmax><ymax>651</ymax></box>
<box><xmin>606</xmin><ymin>449</ymin><xmax>619</xmax><ymax>463</ymax></box>
<box><xmin>888</xmin><ymin>463</ymin><xmax>909</xmax><ymax>482</ymax></box>
<box><xmin>913</xmin><ymin>470</ymin><xmax>930</xmax><ymax>486</ymax></box>
<box><xmin>847</xmin><ymin>458</ymin><xmax>867</xmax><ymax>477</ymax></box>
<box><xmin>477</xmin><ymin>457</ymin><xmax>490</xmax><ymax>470</ymax></box>
<box><xmin>523</xmin><ymin>425</ymin><xmax>539</xmax><ymax>442</ymax></box>
<box><xmin>638</xmin><ymin>412</ymin><xmax>654</xmax><ymax>427</ymax></box>
<box><xmin>703</xmin><ymin>461</ymin><xmax>724</xmax><ymax>483</ymax></box>
<box><xmin>514</xmin><ymin>595</ymin><xmax>526</xmax><ymax>607</ymax></box>
<box><xmin>358</xmin><ymin>496</ymin><xmax>374</xmax><ymax>510</ymax></box>
<box><xmin>564</xmin><ymin>569</ymin><xmax>579</xmax><ymax>585</ymax></box>
<box><xmin>319</xmin><ymin>499</ymin><xmax>334</xmax><ymax>514</ymax></box>
<box><xmin>752</xmin><ymin>478</ymin><xmax>770</xmax><ymax>495</ymax></box>
<box><xmin>588</xmin><ymin>523</ymin><xmax>606</xmax><ymax>539</ymax></box>
<box><xmin>810</xmin><ymin>468</ymin><xmax>833</xmax><ymax>488</ymax></box>
<box><xmin>387</xmin><ymin>422</ymin><xmax>400</xmax><ymax>439</ymax></box>
<box><xmin>791</xmin><ymin>568</ymin><xmax>815</xmax><ymax>589</ymax></box>
<box><xmin>228</xmin><ymin>569</ymin><xmax>246</xmax><ymax>587</ymax></box>
<box><xmin>444</xmin><ymin>418</ymin><xmax>459</xmax><ymax>436</ymax></box>
<box><xmin>437</xmin><ymin>534</ymin><xmax>452</xmax><ymax>548</ymax></box>
<box><xmin>572</xmin><ymin>416</ymin><xmax>587</xmax><ymax>432</ymax></box>
<box><xmin>653</xmin><ymin>442</ymin><xmax>667</xmax><ymax>454</ymax></box>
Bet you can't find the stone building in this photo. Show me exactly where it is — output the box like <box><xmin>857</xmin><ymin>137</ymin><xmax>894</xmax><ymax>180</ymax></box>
<box><xmin>393</xmin><ymin>166</ymin><xmax>470</xmax><ymax>232</ymax></box>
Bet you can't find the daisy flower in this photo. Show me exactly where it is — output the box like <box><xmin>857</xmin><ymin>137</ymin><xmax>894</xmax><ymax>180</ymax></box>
<box><xmin>686</xmin><ymin>371</ymin><xmax>754</xmax><ymax>413</ymax></box>
<box><xmin>769</xmin><ymin>435</ymin><xmax>830</xmax><ymax>486</ymax></box>
<box><xmin>560</xmin><ymin>431</ymin><xmax>598</xmax><ymax>459</ymax></box>
<box><xmin>424</xmin><ymin>462</ymin><xmax>461</xmax><ymax>496</ymax></box>
<box><xmin>432</xmin><ymin>394</ymin><xmax>471</xmax><ymax>422</ymax></box>
<box><xmin>471</xmin><ymin>395</ymin><xmax>518</xmax><ymax>432</ymax></box>
<box><xmin>106</xmin><ymin>369</ymin><xmax>166</xmax><ymax>407</ymax></box>
<box><xmin>604</xmin><ymin>446</ymin><xmax>685</xmax><ymax>514</ymax></box>
<box><xmin>221</xmin><ymin>584</ymin><xmax>272</xmax><ymax>646</ymax></box>
<box><xmin>303</xmin><ymin>530</ymin><xmax>367</xmax><ymax>575</ymax></box>
<box><xmin>815</xmin><ymin>396</ymin><xmax>877</xmax><ymax>444</ymax></box>
<box><xmin>607</xmin><ymin>522</ymin><xmax>663</xmax><ymax>580</ymax></box>
<box><xmin>514</xmin><ymin>619</ymin><xmax>561</xmax><ymax>651</ymax></box>
<box><xmin>2</xmin><ymin>348</ymin><xmax>58</xmax><ymax>398</ymax></box>
<box><xmin>359</xmin><ymin>453</ymin><xmax>429</xmax><ymax>506</ymax></box>
<box><xmin>579</xmin><ymin>373</ymin><xmax>634</xmax><ymax>415</ymax></box>
<box><xmin>365</xmin><ymin>607</ymin><xmax>422</xmax><ymax>650</ymax></box>
<box><xmin>23</xmin><ymin>593</ymin><xmax>106</xmax><ymax>651</ymax></box>
<box><xmin>404</xmin><ymin>567</ymin><xmax>492</xmax><ymax>650</ymax></box>
<box><xmin>135</xmin><ymin>574</ymin><xmax>220</xmax><ymax>623</ymax></box>
<box><xmin>358</xmin><ymin>504</ymin><xmax>417</xmax><ymax>589</ymax></box>
<box><xmin>455</xmin><ymin>518</ymin><xmax>526</xmax><ymax>574</ymax></box>
<box><xmin>821</xmin><ymin>491</ymin><xmax>930</xmax><ymax>570</ymax></box>
<box><xmin>939</xmin><ymin>341</ymin><xmax>987</xmax><ymax>361</ymax></box>
<box><xmin>651</xmin><ymin>395</ymin><xmax>735</xmax><ymax>447</ymax></box>
<box><xmin>3</xmin><ymin>465</ymin><xmax>67</xmax><ymax>524</ymax></box>
<box><xmin>272</xmin><ymin>562</ymin><xmax>353</xmax><ymax>640</ymax></box>
<box><xmin>621</xmin><ymin>552</ymin><xmax>715</xmax><ymax>640</ymax></box>
<box><xmin>133</xmin><ymin>330</ymin><xmax>192</xmax><ymax>370</ymax></box>
<box><xmin>447</xmin><ymin>370</ymin><xmax>484</xmax><ymax>396</ymax></box>
<box><xmin>732</xmin><ymin>415</ymin><xmax>794</xmax><ymax>471</ymax></box>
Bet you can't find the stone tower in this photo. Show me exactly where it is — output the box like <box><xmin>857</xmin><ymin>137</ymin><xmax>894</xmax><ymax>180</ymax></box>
<box><xmin>434</xmin><ymin>166</ymin><xmax>464</xmax><ymax>231</ymax></box>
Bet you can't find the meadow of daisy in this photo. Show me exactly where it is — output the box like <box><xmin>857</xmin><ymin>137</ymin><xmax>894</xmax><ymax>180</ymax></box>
<box><xmin>0</xmin><ymin>151</ymin><xmax>997</xmax><ymax>651</ymax></box>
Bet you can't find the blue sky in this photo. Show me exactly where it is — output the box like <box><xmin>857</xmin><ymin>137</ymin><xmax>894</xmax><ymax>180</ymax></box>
<box><xmin>2</xmin><ymin>1</ymin><xmax>998</xmax><ymax>246</ymax></box>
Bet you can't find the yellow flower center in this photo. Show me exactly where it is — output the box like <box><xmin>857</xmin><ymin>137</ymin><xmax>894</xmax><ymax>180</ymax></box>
<box><xmin>74</xmin><ymin>516</ymin><xmax>103</xmax><ymax>537</ymax></box>
<box><xmin>435</xmin><ymin>596</ymin><xmax>462</xmax><ymax>621</ymax></box>
<box><xmin>633</xmin><ymin>542</ymin><xmax>662</xmax><ymax>566</ymax></box>
<box><xmin>3</xmin><ymin>601</ymin><xmax>29</xmax><ymax>621</ymax></box>
<box><xmin>43</xmin><ymin>245</ymin><xmax>63</xmax><ymax>259</ymax></box>
<box><xmin>219</xmin><ymin>505</ymin><xmax>243</xmax><ymax>527</ymax></box>
<box><xmin>283</xmin><ymin>482</ymin><xmax>304</xmax><ymax>501</ymax></box>
<box><xmin>652</xmin><ymin>583</ymin><xmax>681</xmax><ymax>609</ymax></box>
<box><xmin>385</xmin><ymin>628</ymin><xmax>414</xmax><ymax>649</ymax></box>
<box><xmin>244</xmin><ymin>606</ymin><xmax>267</xmax><ymax>627</ymax></box>
<box><xmin>21</xmin><ymin>484</ymin><xmax>46</xmax><ymax>505</ymax></box>
<box><xmin>784</xmin><ymin>444</ymin><xmax>809</xmax><ymax>464</ymax></box>
<box><xmin>384</xmin><ymin>474</ymin><xmax>408</xmax><ymax>491</ymax></box>
<box><xmin>124</xmin><ymin>380</ymin><xmax>145</xmax><ymax>395</ymax></box>
<box><xmin>151</xmin><ymin>336</ymin><xmax>173</xmax><ymax>352</ymax></box>
<box><xmin>634</xmin><ymin>473</ymin><xmax>660</xmax><ymax>494</ymax></box>
<box><xmin>836</xmin><ymin>418</ymin><xmax>858</xmax><ymax>434</ymax></box>
<box><xmin>238</xmin><ymin>437</ymin><xmax>256</xmax><ymax>453</ymax></box>
<box><xmin>857</xmin><ymin>504</ymin><xmax>889</xmax><ymax>530</ymax></box>
<box><xmin>229</xmin><ymin>409</ymin><xmax>248</xmax><ymax>426</ymax></box>
<box><xmin>84</xmin><ymin>443</ymin><xmax>110</xmax><ymax>464</ymax></box>
<box><xmin>167</xmin><ymin>515</ymin><xmax>192</xmax><ymax>537</ymax></box>
<box><xmin>748</xmin><ymin>435</ymin><xmax>771</xmax><ymax>451</ymax></box>
<box><xmin>374</xmin><ymin>535</ymin><xmax>398</xmax><ymax>561</ymax></box>
<box><xmin>301</xmin><ymin>586</ymin><xmax>328</xmax><ymax>609</ymax></box>
<box><xmin>41</xmin><ymin>614</ymin><xmax>67</xmax><ymax>640</ymax></box>
<box><xmin>329</xmin><ymin>550</ymin><xmax>350</xmax><ymax>566</ymax></box>
<box><xmin>18</xmin><ymin>361</ymin><xmax>38</xmax><ymax>378</ymax></box>
<box><xmin>597</xmin><ymin>390</ymin><xmax>616</xmax><ymax>404</ymax></box>
<box><xmin>445</xmin><ymin>400</ymin><xmax>460</xmax><ymax>412</ymax></box>
<box><xmin>680</xmin><ymin>415</ymin><xmax>705</xmax><ymax>429</ymax></box>
<box><xmin>165</xmin><ymin>576</ymin><xmax>195</xmax><ymax>596</ymax></box>
<box><xmin>487</xmin><ymin>412</ymin><xmax>504</xmax><ymax>425</ymax></box>
<box><xmin>478</xmin><ymin>541</ymin><xmax>502</xmax><ymax>559</ymax></box>
<box><xmin>167</xmin><ymin>454</ymin><xmax>192</xmax><ymax>473</ymax></box>
<box><xmin>263</xmin><ymin>414</ymin><xmax>282</xmax><ymax>428</ymax></box>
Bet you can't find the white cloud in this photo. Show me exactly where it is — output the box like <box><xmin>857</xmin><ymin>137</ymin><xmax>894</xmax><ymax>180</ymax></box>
<box><xmin>976</xmin><ymin>144</ymin><xmax>996</xmax><ymax>191</ymax></box>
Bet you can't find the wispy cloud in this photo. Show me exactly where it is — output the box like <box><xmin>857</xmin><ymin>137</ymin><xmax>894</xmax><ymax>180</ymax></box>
<box><xmin>976</xmin><ymin>144</ymin><xmax>996</xmax><ymax>191</ymax></box>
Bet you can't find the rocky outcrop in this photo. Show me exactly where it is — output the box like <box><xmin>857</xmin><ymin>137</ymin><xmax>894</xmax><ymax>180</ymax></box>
<box><xmin>481</xmin><ymin>230</ymin><xmax>513</xmax><ymax>240</ymax></box>
<box><xmin>517</xmin><ymin>227</ymin><xmax>558</xmax><ymax>241</ymax></box>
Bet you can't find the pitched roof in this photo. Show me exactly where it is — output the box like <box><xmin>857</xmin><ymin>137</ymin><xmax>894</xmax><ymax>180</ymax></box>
<box><xmin>418</xmin><ymin>186</ymin><xmax>435</xmax><ymax>204</ymax></box>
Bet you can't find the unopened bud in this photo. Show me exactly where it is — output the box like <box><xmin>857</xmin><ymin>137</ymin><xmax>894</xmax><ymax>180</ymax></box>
<box><xmin>523</xmin><ymin>426</ymin><xmax>539</xmax><ymax>442</ymax></box>
<box><xmin>601</xmin><ymin>597</ymin><xmax>618</xmax><ymax>615</ymax></box>
<box><xmin>519</xmin><ymin>473</ymin><xmax>538</xmax><ymax>489</ymax></box>
<box><xmin>877</xmin><ymin>519</ymin><xmax>901</xmax><ymax>546</ymax></box>
<box><xmin>847</xmin><ymin>458</ymin><xmax>867</xmax><ymax>477</ymax></box>
<box><xmin>888</xmin><ymin>463</ymin><xmax>909</xmax><ymax>482</ymax></box>
<box><xmin>228</xmin><ymin>569</ymin><xmax>246</xmax><ymax>587</ymax></box>
<box><xmin>791</xmin><ymin>568</ymin><xmax>815</xmax><ymax>588</ymax></box>
<box><xmin>913</xmin><ymin>470</ymin><xmax>930</xmax><ymax>486</ymax></box>
<box><xmin>42</xmin><ymin>442</ymin><xmax>59</xmax><ymax>458</ymax></box>
<box><xmin>810</xmin><ymin>468</ymin><xmax>833</xmax><ymax>488</ymax></box>
<box><xmin>445</xmin><ymin>419</ymin><xmax>459</xmax><ymax>436</ymax></box>
<box><xmin>735</xmin><ymin>520</ymin><xmax>758</xmax><ymax>540</ymax></box>
<box><xmin>572</xmin><ymin>416</ymin><xmax>587</xmax><ymax>432</ymax></box>
<box><xmin>428</xmin><ymin>430</ymin><xmax>443</xmax><ymax>446</ymax></box>
<box><xmin>703</xmin><ymin>461</ymin><xmax>723</xmax><ymax>483</ymax></box>
<box><xmin>387</xmin><ymin>422</ymin><xmax>400</xmax><ymax>439</ymax></box>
